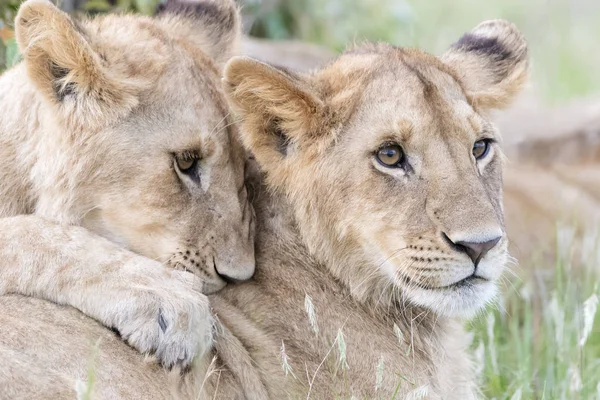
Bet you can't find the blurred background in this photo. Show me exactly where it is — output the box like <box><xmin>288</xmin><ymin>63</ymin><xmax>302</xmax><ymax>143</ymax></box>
<box><xmin>1</xmin><ymin>0</ymin><xmax>599</xmax><ymax>399</ymax></box>
<box><xmin>3</xmin><ymin>0</ymin><xmax>600</xmax><ymax>103</ymax></box>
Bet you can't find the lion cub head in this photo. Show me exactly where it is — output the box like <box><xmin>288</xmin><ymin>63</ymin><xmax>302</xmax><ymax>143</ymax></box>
<box><xmin>224</xmin><ymin>20</ymin><xmax>528</xmax><ymax>316</ymax></box>
<box><xmin>14</xmin><ymin>0</ymin><xmax>254</xmax><ymax>292</ymax></box>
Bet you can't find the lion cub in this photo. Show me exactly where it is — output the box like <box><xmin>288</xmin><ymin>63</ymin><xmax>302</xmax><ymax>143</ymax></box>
<box><xmin>0</xmin><ymin>0</ymin><xmax>254</xmax><ymax>367</ymax></box>
<box><xmin>208</xmin><ymin>19</ymin><xmax>529</xmax><ymax>397</ymax></box>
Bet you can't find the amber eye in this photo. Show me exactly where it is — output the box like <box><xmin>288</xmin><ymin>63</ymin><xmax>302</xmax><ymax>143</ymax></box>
<box><xmin>175</xmin><ymin>153</ymin><xmax>199</xmax><ymax>173</ymax></box>
<box><xmin>473</xmin><ymin>139</ymin><xmax>492</xmax><ymax>160</ymax></box>
<box><xmin>376</xmin><ymin>143</ymin><xmax>404</xmax><ymax>168</ymax></box>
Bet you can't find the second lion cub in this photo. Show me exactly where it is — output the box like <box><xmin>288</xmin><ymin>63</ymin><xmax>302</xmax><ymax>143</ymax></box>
<box><xmin>0</xmin><ymin>0</ymin><xmax>253</xmax><ymax>368</ymax></box>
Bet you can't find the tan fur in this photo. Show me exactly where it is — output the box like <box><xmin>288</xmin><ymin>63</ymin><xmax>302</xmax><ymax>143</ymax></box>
<box><xmin>0</xmin><ymin>19</ymin><xmax>535</xmax><ymax>399</ymax></box>
<box><xmin>0</xmin><ymin>0</ymin><xmax>253</xmax><ymax>368</ymax></box>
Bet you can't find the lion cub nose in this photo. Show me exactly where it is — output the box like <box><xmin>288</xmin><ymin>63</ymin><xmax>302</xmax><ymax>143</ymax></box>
<box><xmin>443</xmin><ymin>233</ymin><xmax>502</xmax><ymax>266</ymax></box>
<box><xmin>456</xmin><ymin>237</ymin><xmax>501</xmax><ymax>266</ymax></box>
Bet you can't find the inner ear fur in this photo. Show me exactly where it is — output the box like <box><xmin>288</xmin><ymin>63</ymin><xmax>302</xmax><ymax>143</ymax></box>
<box><xmin>223</xmin><ymin>56</ymin><xmax>327</xmax><ymax>165</ymax></box>
<box><xmin>441</xmin><ymin>19</ymin><xmax>529</xmax><ymax>110</ymax></box>
<box><xmin>15</xmin><ymin>0</ymin><xmax>140</xmax><ymax>123</ymax></box>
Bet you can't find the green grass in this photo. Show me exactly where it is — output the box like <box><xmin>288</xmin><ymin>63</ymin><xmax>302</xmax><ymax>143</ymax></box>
<box><xmin>468</xmin><ymin>228</ymin><xmax>600</xmax><ymax>399</ymax></box>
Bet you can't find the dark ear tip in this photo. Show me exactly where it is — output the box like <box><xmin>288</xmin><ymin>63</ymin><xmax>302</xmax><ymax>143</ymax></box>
<box><xmin>154</xmin><ymin>0</ymin><xmax>176</xmax><ymax>16</ymax></box>
<box><xmin>155</xmin><ymin>0</ymin><xmax>198</xmax><ymax>16</ymax></box>
<box><xmin>452</xmin><ymin>19</ymin><xmax>527</xmax><ymax>63</ymax></box>
<box><xmin>155</xmin><ymin>1</ymin><xmax>166</xmax><ymax>14</ymax></box>
<box><xmin>155</xmin><ymin>0</ymin><xmax>236</xmax><ymax>27</ymax></box>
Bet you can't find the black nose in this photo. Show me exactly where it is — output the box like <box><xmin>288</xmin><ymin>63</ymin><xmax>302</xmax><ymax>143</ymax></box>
<box><xmin>444</xmin><ymin>234</ymin><xmax>502</xmax><ymax>266</ymax></box>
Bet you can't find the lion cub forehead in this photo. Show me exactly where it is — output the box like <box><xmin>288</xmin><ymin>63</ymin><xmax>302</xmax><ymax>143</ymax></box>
<box><xmin>79</xmin><ymin>14</ymin><xmax>219</xmax><ymax>86</ymax></box>
<box><xmin>343</xmin><ymin>74</ymin><xmax>487</xmax><ymax>145</ymax></box>
<box><xmin>317</xmin><ymin>45</ymin><xmax>481</xmax><ymax>131</ymax></box>
<box><xmin>83</xmin><ymin>16</ymin><xmax>171</xmax><ymax>64</ymax></box>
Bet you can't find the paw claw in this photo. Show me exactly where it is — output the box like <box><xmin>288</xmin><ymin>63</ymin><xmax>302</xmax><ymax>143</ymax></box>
<box><xmin>109</xmin><ymin>268</ymin><xmax>213</xmax><ymax>369</ymax></box>
<box><xmin>158</xmin><ymin>310</ymin><xmax>168</xmax><ymax>333</ymax></box>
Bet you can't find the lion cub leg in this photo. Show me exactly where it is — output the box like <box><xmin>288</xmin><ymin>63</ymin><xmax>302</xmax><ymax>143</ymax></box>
<box><xmin>0</xmin><ymin>215</ymin><xmax>213</xmax><ymax>368</ymax></box>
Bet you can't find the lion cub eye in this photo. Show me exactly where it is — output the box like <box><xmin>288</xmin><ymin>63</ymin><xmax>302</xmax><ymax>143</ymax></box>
<box><xmin>175</xmin><ymin>152</ymin><xmax>199</xmax><ymax>173</ymax></box>
<box><xmin>473</xmin><ymin>139</ymin><xmax>492</xmax><ymax>160</ymax></box>
<box><xmin>376</xmin><ymin>143</ymin><xmax>404</xmax><ymax>167</ymax></box>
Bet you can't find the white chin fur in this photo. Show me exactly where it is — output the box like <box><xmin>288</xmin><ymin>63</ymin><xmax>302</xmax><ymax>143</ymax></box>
<box><xmin>404</xmin><ymin>280</ymin><xmax>498</xmax><ymax>319</ymax></box>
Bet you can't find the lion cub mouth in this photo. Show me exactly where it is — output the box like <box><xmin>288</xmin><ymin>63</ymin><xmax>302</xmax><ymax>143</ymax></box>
<box><xmin>435</xmin><ymin>274</ymin><xmax>489</xmax><ymax>290</ymax></box>
<box><xmin>399</xmin><ymin>270</ymin><xmax>499</xmax><ymax>318</ymax></box>
<box><xmin>400</xmin><ymin>272</ymin><xmax>488</xmax><ymax>291</ymax></box>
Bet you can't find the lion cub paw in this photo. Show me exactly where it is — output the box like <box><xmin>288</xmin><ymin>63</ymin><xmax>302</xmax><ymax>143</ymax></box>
<box><xmin>114</xmin><ymin>269</ymin><xmax>214</xmax><ymax>369</ymax></box>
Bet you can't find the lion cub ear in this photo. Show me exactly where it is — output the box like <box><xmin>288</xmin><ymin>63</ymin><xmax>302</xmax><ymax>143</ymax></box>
<box><xmin>223</xmin><ymin>56</ymin><xmax>326</xmax><ymax>169</ymax></box>
<box><xmin>156</xmin><ymin>0</ymin><xmax>241</xmax><ymax>70</ymax></box>
<box><xmin>15</xmin><ymin>0</ymin><xmax>139</xmax><ymax>124</ymax></box>
<box><xmin>441</xmin><ymin>19</ymin><xmax>528</xmax><ymax>110</ymax></box>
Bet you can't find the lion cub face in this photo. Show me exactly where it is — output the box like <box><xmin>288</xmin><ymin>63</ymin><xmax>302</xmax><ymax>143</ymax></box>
<box><xmin>324</xmin><ymin>62</ymin><xmax>508</xmax><ymax>317</ymax></box>
<box><xmin>225</xmin><ymin>20</ymin><xmax>528</xmax><ymax>316</ymax></box>
<box><xmin>15</xmin><ymin>0</ymin><xmax>253</xmax><ymax>291</ymax></box>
